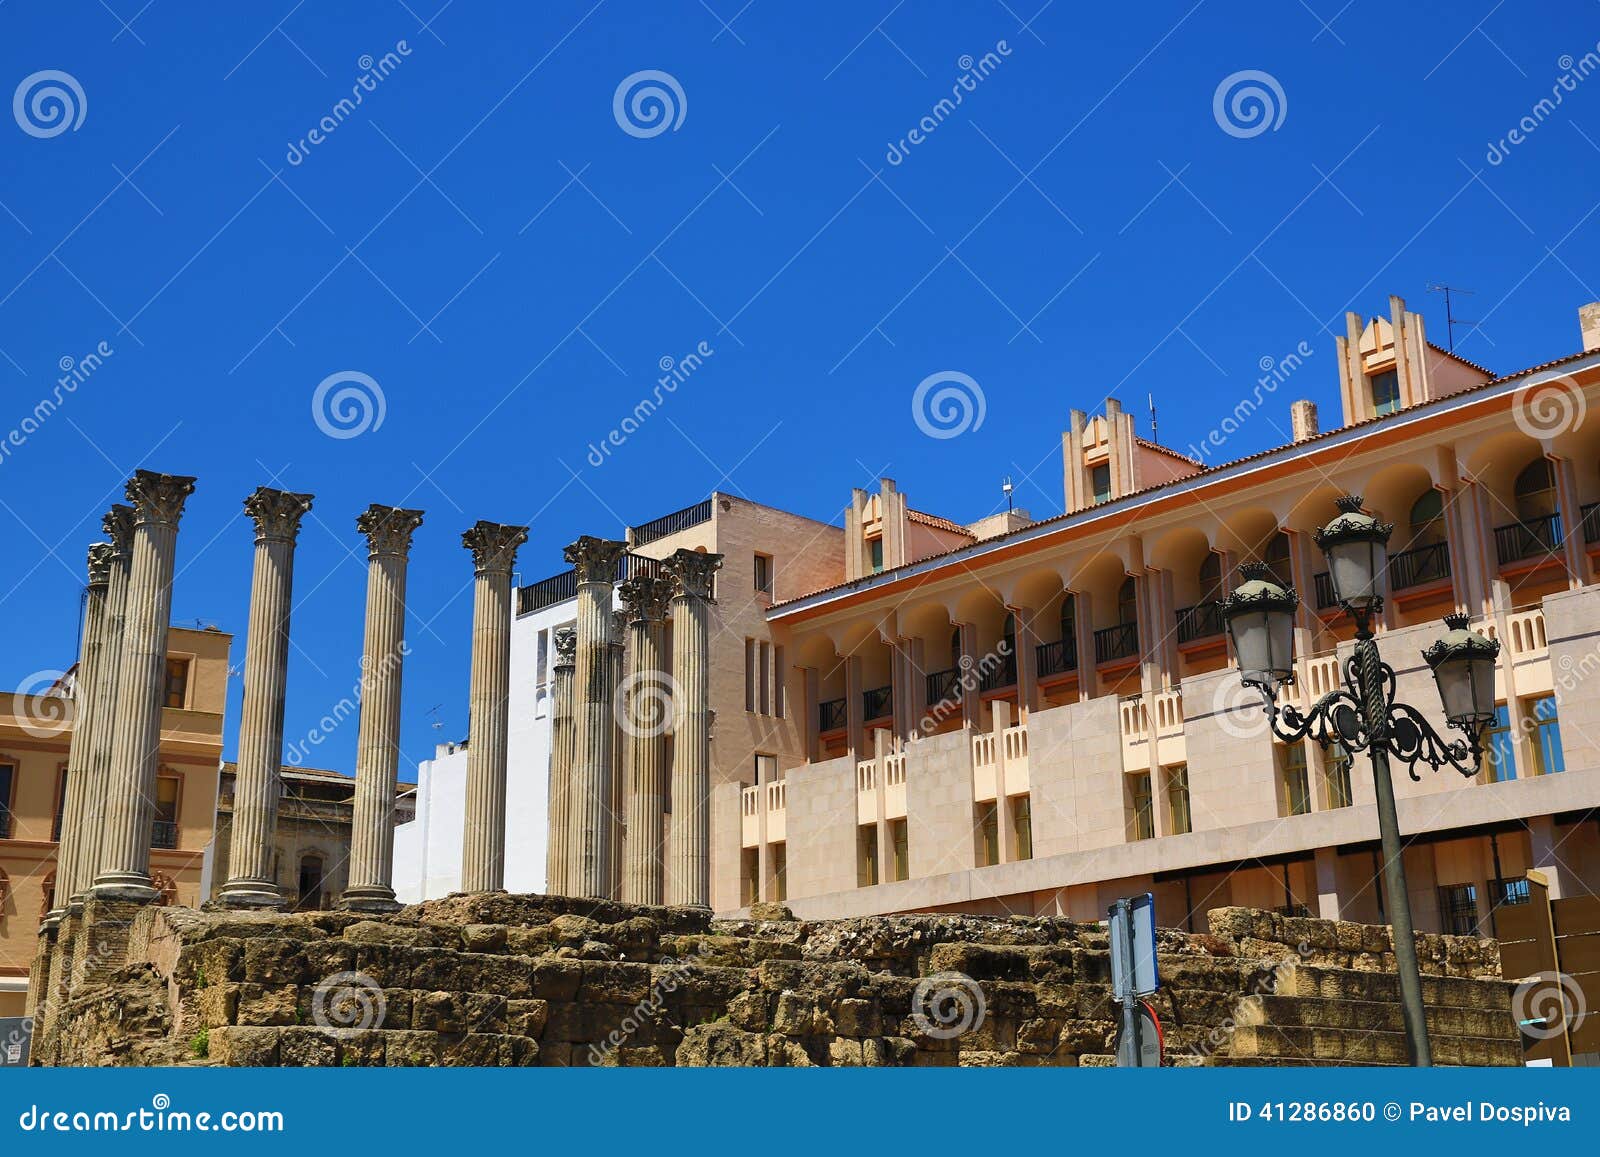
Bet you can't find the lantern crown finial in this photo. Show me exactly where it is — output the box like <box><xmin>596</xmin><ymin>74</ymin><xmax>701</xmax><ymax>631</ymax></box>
<box><xmin>1334</xmin><ymin>494</ymin><xmax>1365</xmax><ymax>514</ymax></box>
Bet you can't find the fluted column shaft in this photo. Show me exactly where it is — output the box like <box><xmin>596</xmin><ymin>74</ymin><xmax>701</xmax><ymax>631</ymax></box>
<box><xmin>93</xmin><ymin>471</ymin><xmax>195</xmax><ymax>901</ymax></box>
<box><xmin>565</xmin><ymin>536</ymin><xmax>627</xmax><ymax>900</ymax></box>
<box><xmin>343</xmin><ymin>505</ymin><xmax>423</xmax><ymax>911</ymax></box>
<box><xmin>608</xmin><ymin>610</ymin><xmax>627</xmax><ymax>893</ymax></box>
<box><xmin>665</xmin><ymin>549</ymin><xmax>722</xmax><ymax>908</ymax></box>
<box><xmin>544</xmin><ymin>629</ymin><xmax>576</xmax><ymax>895</ymax></box>
<box><xmin>461</xmin><ymin>521</ymin><xmax>528</xmax><ymax>893</ymax></box>
<box><xmin>619</xmin><ymin>576</ymin><xmax>671</xmax><ymax>905</ymax></box>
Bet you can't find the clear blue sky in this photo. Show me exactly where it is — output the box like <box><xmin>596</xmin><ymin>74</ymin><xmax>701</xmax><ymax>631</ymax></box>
<box><xmin>2</xmin><ymin>1</ymin><xmax>1597</xmax><ymax>779</ymax></box>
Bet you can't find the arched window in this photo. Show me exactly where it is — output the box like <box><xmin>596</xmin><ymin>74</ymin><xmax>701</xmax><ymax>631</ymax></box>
<box><xmin>950</xmin><ymin>627</ymin><xmax>962</xmax><ymax>669</ymax></box>
<box><xmin>1117</xmin><ymin>578</ymin><xmax>1137</xmax><ymax>624</ymax></box>
<box><xmin>1264</xmin><ymin>532</ymin><xmax>1292</xmax><ymax>588</ymax></box>
<box><xmin>1198</xmin><ymin>553</ymin><xmax>1222</xmax><ymax>602</ymax></box>
<box><xmin>1059</xmin><ymin>593</ymin><xmax>1076</xmax><ymax>640</ymax></box>
<box><xmin>1409</xmin><ymin>490</ymin><xmax>1445</xmax><ymax>545</ymax></box>
<box><xmin>1001</xmin><ymin>612</ymin><xmax>1016</xmax><ymax>653</ymax></box>
<box><xmin>1514</xmin><ymin>459</ymin><xmax>1556</xmax><ymax>522</ymax></box>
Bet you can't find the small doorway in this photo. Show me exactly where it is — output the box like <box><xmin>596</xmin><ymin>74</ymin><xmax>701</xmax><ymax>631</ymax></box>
<box><xmin>296</xmin><ymin>854</ymin><xmax>325</xmax><ymax>911</ymax></box>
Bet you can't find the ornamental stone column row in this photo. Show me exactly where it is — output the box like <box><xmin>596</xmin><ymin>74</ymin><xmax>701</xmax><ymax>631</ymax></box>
<box><xmin>618</xmin><ymin>575</ymin><xmax>672</xmax><ymax>906</ymax></box>
<box><xmin>460</xmin><ymin>521</ymin><xmax>528</xmax><ymax>893</ymax></box>
<box><xmin>544</xmin><ymin>627</ymin><xmax>577</xmax><ymax>895</ymax></box>
<box><xmin>664</xmin><ymin>549</ymin><xmax>722</xmax><ymax>909</ymax></box>
<box><xmin>219</xmin><ymin>487</ymin><xmax>314</xmax><ymax>909</ymax></box>
<box><xmin>342</xmin><ymin>505</ymin><xmax>424</xmax><ymax>912</ymax></box>
<box><xmin>564</xmin><ymin>536</ymin><xmax>626</xmax><ymax>900</ymax></box>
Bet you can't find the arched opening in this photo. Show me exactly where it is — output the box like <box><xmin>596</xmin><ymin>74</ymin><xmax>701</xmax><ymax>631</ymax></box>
<box><xmin>295</xmin><ymin>854</ymin><xmax>325</xmax><ymax>912</ymax></box>
<box><xmin>1514</xmin><ymin>458</ymin><xmax>1557</xmax><ymax>521</ymax></box>
<box><xmin>1117</xmin><ymin>577</ymin><xmax>1137</xmax><ymax>624</ymax></box>
<box><xmin>1409</xmin><ymin>490</ymin><xmax>1445</xmax><ymax>545</ymax></box>
<box><xmin>1263</xmin><ymin>531</ymin><xmax>1292</xmax><ymax>589</ymax></box>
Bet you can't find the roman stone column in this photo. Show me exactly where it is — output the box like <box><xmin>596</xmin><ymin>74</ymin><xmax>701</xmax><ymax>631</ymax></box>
<box><xmin>73</xmin><ymin>506</ymin><xmax>133</xmax><ymax>907</ymax></box>
<box><xmin>45</xmin><ymin>542</ymin><xmax>115</xmax><ymax>925</ymax></box>
<box><xmin>342</xmin><ymin>505</ymin><xmax>425</xmax><ymax>912</ymax></box>
<box><xmin>92</xmin><ymin>470</ymin><xmax>196</xmax><ymax>902</ymax></box>
<box><xmin>564</xmin><ymin>535</ymin><xmax>627</xmax><ymax>899</ymax></box>
<box><xmin>609</xmin><ymin>609</ymin><xmax>628</xmax><ymax>892</ymax></box>
<box><xmin>460</xmin><ymin>520</ymin><xmax>528</xmax><ymax>893</ymax></box>
<box><xmin>618</xmin><ymin>574</ymin><xmax>672</xmax><ymax>905</ymax></box>
<box><xmin>664</xmin><ymin>548</ymin><xmax>722</xmax><ymax>908</ymax></box>
<box><xmin>544</xmin><ymin>627</ymin><xmax>577</xmax><ymax>895</ymax></box>
<box><xmin>219</xmin><ymin>487</ymin><xmax>314</xmax><ymax>909</ymax></box>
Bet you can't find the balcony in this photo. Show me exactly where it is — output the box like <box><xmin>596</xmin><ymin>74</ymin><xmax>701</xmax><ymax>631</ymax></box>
<box><xmin>1389</xmin><ymin>540</ymin><xmax>1451</xmax><ymax>591</ymax></box>
<box><xmin>515</xmin><ymin>552</ymin><xmax>672</xmax><ymax>616</ymax></box>
<box><xmin>152</xmin><ymin>820</ymin><xmax>179</xmax><ymax>850</ymax></box>
<box><xmin>631</xmin><ymin>497</ymin><xmax>714</xmax><ymax>546</ymax></box>
<box><xmin>978</xmin><ymin>653</ymin><xmax>1018</xmax><ymax>693</ymax></box>
<box><xmin>1582</xmin><ymin>502</ymin><xmax>1600</xmax><ymax>546</ymax></box>
<box><xmin>819</xmin><ymin>697</ymin><xmax>847</xmax><ymax>733</ymax></box>
<box><xmin>1093</xmin><ymin>622</ymin><xmax>1138</xmax><ymax>665</ymax></box>
<box><xmin>1494</xmin><ymin>514</ymin><xmax>1562</xmax><ymax>566</ymax></box>
<box><xmin>1174</xmin><ymin>601</ymin><xmax>1223</xmax><ymax>644</ymax></box>
<box><xmin>925</xmin><ymin>667</ymin><xmax>962</xmax><ymax>709</ymax></box>
<box><xmin>1035</xmin><ymin>638</ymin><xmax>1078</xmax><ymax>678</ymax></box>
<box><xmin>862</xmin><ymin>684</ymin><xmax>893</xmax><ymax>721</ymax></box>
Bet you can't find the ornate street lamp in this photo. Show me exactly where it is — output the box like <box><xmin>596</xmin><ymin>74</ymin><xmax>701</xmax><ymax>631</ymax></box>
<box><xmin>1219</xmin><ymin>495</ymin><xmax>1501</xmax><ymax>1068</ymax></box>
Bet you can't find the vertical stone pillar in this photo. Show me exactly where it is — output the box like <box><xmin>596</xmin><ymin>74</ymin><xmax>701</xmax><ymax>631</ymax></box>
<box><xmin>342</xmin><ymin>505</ymin><xmax>424</xmax><ymax>912</ymax></box>
<box><xmin>91</xmin><ymin>470</ymin><xmax>195</xmax><ymax>902</ymax></box>
<box><xmin>618</xmin><ymin>575</ymin><xmax>672</xmax><ymax>905</ymax></box>
<box><xmin>609</xmin><ymin>609</ymin><xmax>628</xmax><ymax>892</ymax></box>
<box><xmin>460</xmin><ymin>521</ymin><xmax>528</xmax><ymax>894</ymax></box>
<box><xmin>46</xmin><ymin>542</ymin><xmax>115</xmax><ymax>923</ymax></box>
<box><xmin>218</xmin><ymin>487</ymin><xmax>313</xmax><ymax>909</ymax></box>
<box><xmin>664</xmin><ymin>548</ymin><xmax>722</xmax><ymax>908</ymax></box>
<box><xmin>544</xmin><ymin>627</ymin><xmax>577</xmax><ymax>895</ymax></box>
<box><xmin>72</xmin><ymin>506</ymin><xmax>133</xmax><ymax>908</ymax></box>
<box><xmin>564</xmin><ymin>536</ymin><xmax>627</xmax><ymax>900</ymax></box>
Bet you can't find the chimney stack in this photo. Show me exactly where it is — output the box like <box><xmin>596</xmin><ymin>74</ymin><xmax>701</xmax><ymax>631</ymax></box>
<box><xmin>1580</xmin><ymin>303</ymin><xmax>1600</xmax><ymax>353</ymax></box>
<box><xmin>1290</xmin><ymin>399</ymin><xmax>1319</xmax><ymax>442</ymax></box>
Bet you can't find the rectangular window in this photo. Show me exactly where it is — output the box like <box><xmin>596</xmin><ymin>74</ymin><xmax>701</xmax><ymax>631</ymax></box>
<box><xmin>857</xmin><ymin>825</ymin><xmax>879</xmax><ymax>887</ymax></box>
<box><xmin>754</xmin><ymin>753</ymin><xmax>777</xmax><ymax>783</ymax></box>
<box><xmin>758</xmin><ymin>641</ymin><xmax>771</xmax><ymax>715</ymax></box>
<box><xmin>164</xmin><ymin>657</ymin><xmax>191</xmax><ymax>709</ymax></box>
<box><xmin>1166</xmin><ymin>765</ymin><xmax>1191</xmax><ymax>835</ymax></box>
<box><xmin>975</xmin><ymin>802</ymin><xmax>1000</xmax><ymax>866</ymax></box>
<box><xmin>1437</xmin><ymin>883</ymin><xmax>1480</xmax><ymax>936</ymax></box>
<box><xmin>868</xmin><ymin>536</ymin><xmax>884</xmax><ymax>573</ymax></box>
<box><xmin>771</xmin><ymin>842</ymin><xmax>787</xmax><ymax>902</ymax></box>
<box><xmin>889</xmin><ymin>818</ymin><xmax>909</xmax><ymax>882</ymax></box>
<box><xmin>753</xmin><ymin>552</ymin><xmax>773</xmax><ymax>596</ymax></box>
<box><xmin>1128</xmin><ymin>773</ymin><xmax>1153</xmax><ymax>841</ymax></box>
<box><xmin>1325</xmin><ymin>743</ymin><xmax>1353</xmax><ymax>809</ymax></box>
<box><xmin>744</xmin><ymin>639</ymin><xmax>756</xmax><ymax>713</ymax></box>
<box><xmin>0</xmin><ymin>762</ymin><xmax>13</xmax><ymax>839</ymax></box>
<box><xmin>1279</xmin><ymin>743</ymin><xmax>1311</xmax><ymax>817</ymax></box>
<box><xmin>1489</xmin><ymin>876</ymin><xmax>1530</xmax><ymax>909</ymax></box>
<box><xmin>1011</xmin><ymin>796</ymin><xmax>1033</xmax><ymax>861</ymax></box>
<box><xmin>52</xmin><ymin>770</ymin><xmax>68</xmax><ymax>842</ymax></box>
<box><xmin>535</xmin><ymin>629</ymin><xmax>549</xmax><ymax>686</ymax></box>
<box><xmin>152</xmin><ymin>775</ymin><xmax>180</xmax><ymax>849</ymax></box>
<box><xmin>1485</xmin><ymin>703</ymin><xmax>1515</xmax><ymax>781</ymax></box>
<box><xmin>773</xmin><ymin>646</ymin><xmax>786</xmax><ymax>719</ymax></box>
<box><xmin>1371</xmin><ymin>369</ymin><xmax>1401</xmax><ymax>415</ymax></box>
<box><xmin>1528</xmin><ymin>695</ymin><xmax>1564</xmax><ymax>775</ymax></box>
<box><xmin>741</xmin><ymin>848</ymin><xmax>759</xmax><ymax>906</ymax></box>
<box><xmin>1091</xmin><ymin>463</ymin><xmax>1112</xmax><ymax>504</ymax></box>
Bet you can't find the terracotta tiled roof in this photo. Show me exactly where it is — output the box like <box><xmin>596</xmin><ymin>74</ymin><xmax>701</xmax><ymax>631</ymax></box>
<box><xmin>1135</xmin><ymin>437</ymin><xmax>1203</xmax><ymax>467</ymax></box>
<box><xmin>907</xmin><ymin>509</ymin><xmax>975</xmax><ymax>537</ymax></box>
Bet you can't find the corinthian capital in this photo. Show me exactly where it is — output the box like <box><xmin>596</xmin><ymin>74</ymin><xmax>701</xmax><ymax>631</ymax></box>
<box><xmin>357</xmin><ymin>504</ymin><xmax>425</xmax><ymax>560</ymax></box>
<box><xmin>618</xmin><ymin>574</ymin><xmax>673</xmax><ymax>623</ymax></box>
<box><xmin>86</xmin><ymin>542</ymin><xmax>115</xmax><ymax>588</ymax></box>
<box><xmin>125</xmin><ymin>470</ymin><xmax>196</xmax><ymax>530</ymax></box>
<box><xmin>563</xmin><ymin>535</ymin><xmax>627</xmax><ymax>584</ymax></box>
<box><xmin>462</xmin><ymin>520</ymin><xmax>528</xmax><ymax>575</ymax></box>
<box><xmin>102</xmin><ymin>504</ymin><xmax>135</xmax><ymax>558</ymax></box>
<box><xmin>553</xmin><ymin>626</ymin><xmax>577</xmax><ymax>667</ymax></box>
<box><xmin>664</xmin><ymin>548</ymin><xmax>723</xmax><ymax>602</ymax></box>
<box><xmin>243</xmin><ymin>486</ymin><xmax>315</xmax><ymax>545</ymax></box>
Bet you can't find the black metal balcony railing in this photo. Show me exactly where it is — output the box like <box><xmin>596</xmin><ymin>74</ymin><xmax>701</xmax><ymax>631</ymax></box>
<box><xmin>1094</xmin><ymin>621</ymin><xmax>1139</xmax><ymax>664</ymax></box>
<box><xmin>862</xmin><ymin>685</ymin><xmax>893</xmax><ymax>721</ymax></box>
<box><xmin>1035</xmin><ymin>638</ymin><xmax>1078</xmax><ymax>678</ymax></box>
<box><xmin>1494</xmin><ymin>513</ymin><xmax>1562</xmax><ymax>566</ymax></box>
<box><xmin>818</xmin><ymin>697</ymin><xmax>847</xmax><ymax>733</ymax></box>
<box><xmin>631</xmin><ymin>497</ymin><xmax>714</xmax><ymax>546</ymax></box>
<box><xmin>1313</xmin><ymin>571</ymin><xmax>1338</xmax><ymax>610</ymax></box>
<box><xmin>1581</xmin><ymin>502</ymin><xmax>1600</xmax><ymax>546</ymax></box>
<box><xmin>151</xmin><ymin>820</ymin><xmax>179</xmax><ymax>850</ymax></box>
<box><xmin>1175</xmin><ymin>601</ymin><xmax>1224</xmax><ymax>644</ymax></box>
<box><xmin>978</xmin><ymin>654</ymin><xmax>1018</xmax><ymax>693</ymax></box>
<box><xmin>516</xmin><ymin>552</ymin><xmax>671</xmax><ymax>616</ymax></box>
<box><xmin>925</xmin><ymin>667</ymin><xmax>962</xmax><ymax>709</ymax></box>
<box><xmin>1388</xmin><ymin>540</ymin><xmax>1451</xmax><ymax>590</ymax></box>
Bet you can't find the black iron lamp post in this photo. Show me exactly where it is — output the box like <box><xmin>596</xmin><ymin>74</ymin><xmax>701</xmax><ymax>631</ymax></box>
<box><xmin>1218</xmin><ymin>495</ymin><xmax>1501</xmax><ymax>1068</ymax></box>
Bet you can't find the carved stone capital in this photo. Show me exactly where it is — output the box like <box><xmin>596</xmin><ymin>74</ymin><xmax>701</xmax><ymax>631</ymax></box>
<box><xmin>102</xmin><ymin>504</ymin><xmax>135</xmax><ymax>558</ymax></box>
<box><xmin>462</xmin><ymin>520</ymin><xmax>528</xmax><ymax>575</ymax></box>
<box><xmin>618</xmin><ymin>575</ymin><xmax>673</xmax><ymax>623</ymax></box>
<box><xmin>553</xmin><ymin>626</ymin><xmax>577</xmax><ymax>667</ymax></box>
<box><xmin>663</xmin><ymin>548</ymin><xmax>723</xmax><ymax>602</ymax></box>
<box><xmin>125</xmin><ymin>470</ymin><xmax>196</xmax><ymax>530</ymax></box>
<box><xmin>357</xmin><ymin>504</ymin><xmax>425</xmax><ymax>560</ymax></box>
<box><xmin>611</xmin><ymin>610</ymin><xmax>628</xmax><ymax>646</ymax></box>
<box><xmin>243</xmin><ymin>487</ymin><xmax>314</xmax><ymax>545</ymax></box>
<box><xmin>86</xmin><ymin>542</ymin><xmax>115</xmax><ymax>588</ymax></box>
<box><xmin>562</xmin><ymin>535</ymin><xmax>627</xmax><ymax>584</ymax></box>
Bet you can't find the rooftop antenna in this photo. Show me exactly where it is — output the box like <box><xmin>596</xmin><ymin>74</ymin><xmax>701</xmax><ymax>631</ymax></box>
<box><xmin>1427</xmin><ymin>284</ymin><xmax>1479</xmax><ymax>353</ymax></box>
<box><xmin>1148</xmin><ymin>393</ymin><xmax>1158</xmax><ymax>443</ymax></box>
<box><xmin>1001</xmin><ymin>475</ymin><xmax>1014</xmax><ymax>513</ymax></box>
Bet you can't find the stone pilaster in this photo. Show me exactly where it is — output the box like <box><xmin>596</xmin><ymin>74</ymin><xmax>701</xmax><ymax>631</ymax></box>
<box><xmin>564</xmin><ymin>536</ymin><xmax>627</xmax><ymax>900</ymax></box>
<box><xmin>91</xmin><ymin>470</ymin><xmax>195</xmax><ymax>903</ymax></box>
<box><xmin>460</xmin><ymin>521</ymin><xmax>528</xmax><ymax>893</ymax></box>
<box><xmin>342</xmin><ymin>505</ymin><xmax>424</xmax><ymax>912</ymax></box>
<box><xmin>664</xmin><ymin>548</ymin><xmax>722</xmax><ymax>908</ymax></box>
<box><xmin>544</xmin><ymin>627</ymin><xmax>576</xmax><ymax>896</ymax></box>
<box><xmin>618</xmin><ymin>575</ymin><xmax>672</xmax><ymax>906</ymax></box>
<box><xmin>218</xmin><ymin>487</ymin><xmax>313</xmax><ymax>909</ymax></box>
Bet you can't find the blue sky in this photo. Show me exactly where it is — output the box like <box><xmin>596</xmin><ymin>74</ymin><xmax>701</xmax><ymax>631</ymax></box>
<box><xmin>2</xmin><ymin>0</ymin><xmax>1598</xmax><ymax>777</ymax></box>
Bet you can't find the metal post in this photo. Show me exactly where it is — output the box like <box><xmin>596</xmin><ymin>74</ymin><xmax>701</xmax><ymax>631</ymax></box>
<box><xmin>1113</xmin><ymin>898</ymin><xmax>1141</xmax><ymax>1066</ymax></box>
<box><xmin>1356</xmin><ymin>626</ymin><xmax>1432</xmax><ymax>1067</ymax></box>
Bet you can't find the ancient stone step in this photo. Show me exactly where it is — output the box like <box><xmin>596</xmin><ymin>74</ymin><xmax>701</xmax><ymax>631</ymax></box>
<box><xmin>1237</xmin><ymin>993</ymin><xmax>1518</xmax><ymax>1040</ymax></box>
<box><xmin>1229</xmin><ymin>1024</ymin><xmax>1524</xmax><ymax>1066</ymax></box>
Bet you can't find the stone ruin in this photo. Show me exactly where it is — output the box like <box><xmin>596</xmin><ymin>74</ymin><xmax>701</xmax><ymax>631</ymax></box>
<box><xmin>32</xmin><ymin>894</ymin><xmax>1524</xmax><ymax>1067</ymax></box>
